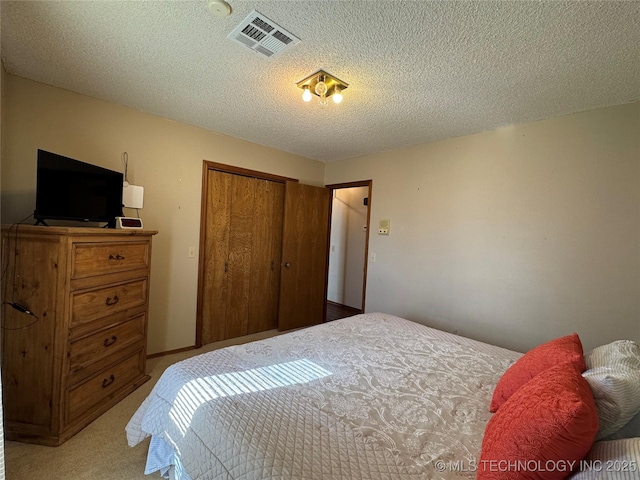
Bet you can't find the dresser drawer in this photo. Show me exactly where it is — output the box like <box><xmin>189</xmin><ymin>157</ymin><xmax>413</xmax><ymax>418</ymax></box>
<box><xmin>71</xmin><ymin>241</ymin><xmax>150</xmax><ymax>279</ymax></box>
<box><xmin>65</xmin><ymin>350</ymin><xmax>145</xmax><ymax>424</ymax></box>
<box><xmin>70</xmin><ymin>278</ymin><xmax>148</xmax><ymax>327</ymax></box>
<box><xmin>68</xmin><ymin>314</ymin><xmax>146</xmax><ymax>373</ymax></box>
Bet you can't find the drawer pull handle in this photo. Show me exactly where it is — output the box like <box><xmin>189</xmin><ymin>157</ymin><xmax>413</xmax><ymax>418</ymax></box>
<box><xmin>108</xmin><ymin>254</ymin><xmax>125</xmax><ymax>261</ymax></box>
<box><xmin>102</xmin><ymin>375</ymin><xmax>115</xmax><ymax>388</ymax></box>
<box><xmin>105</xmin><ymin>295</ymin><xmax>119</xmax><ymax>306</ymax></box>
<box><xmin>103</xmin><ymin>335</ymin><xmax>117</xmax><ymax>347</ymax></box>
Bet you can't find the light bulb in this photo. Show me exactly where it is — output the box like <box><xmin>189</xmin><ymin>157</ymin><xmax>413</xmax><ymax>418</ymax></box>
<box><xmin>302</xmin><ymin>86</ymin><xmax>312</xmax><ymax>102</ymax></box>
<box><xmin>315</xmin><ymin>81</ymin><xmax>327</xmax><ymax>96</ymax></box>
<box><xmin>318</xmin><ymin>95</ymin><xmax>328</xmax><ymax>107</ymax></box>
<box><xmin>333</xmin><ymin>86</ymin><xmax>343</xmax><ymax>104</ymax></box>
<box><xmin>315</xmin><ymin>75</ymin><xmax>328</xmax><ymax>96</ymax></box>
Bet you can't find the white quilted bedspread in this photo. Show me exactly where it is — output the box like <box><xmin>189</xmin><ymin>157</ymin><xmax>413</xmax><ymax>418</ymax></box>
<box><xmin>126</xmin><ymin>313</ymin><xmax>521</xmax><ymax>479</ymax></box>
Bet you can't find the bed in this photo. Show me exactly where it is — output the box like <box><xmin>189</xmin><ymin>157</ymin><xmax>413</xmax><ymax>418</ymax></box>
<box><xmin>127</xmin><ymin>312</ymin><xmax>640</xmax><ymax>480</ymax></box>
<box><xmin>126</xmin><ymin>313</ymin><xmax>522</xmax><ymax>479</ymax></box>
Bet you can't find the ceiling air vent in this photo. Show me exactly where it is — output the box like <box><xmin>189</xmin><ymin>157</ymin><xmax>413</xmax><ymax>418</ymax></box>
<box><xmin>228</xmin><ymin>10</ymin><xmax>300</xmax><ymax>58</ymax></box>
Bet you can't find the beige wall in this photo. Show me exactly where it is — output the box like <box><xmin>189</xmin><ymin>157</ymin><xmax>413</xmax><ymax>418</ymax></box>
<box><xmin>326</xmin><ymin>102</ymin><xmax>640</xmax><ymax>352</ymax></box>
<box><xmin>2</xmin><ymin>73</ymin><xmax>638</xmax><ymax>355</ymax></box>
<box><xmin>1</xmin><ymin>74</ymin><xmax>325</xmax><ymax>354</ymax></box>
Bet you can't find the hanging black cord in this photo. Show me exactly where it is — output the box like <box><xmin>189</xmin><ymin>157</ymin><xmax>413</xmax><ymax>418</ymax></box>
<box><xmin>1</xmin><ymin>213</ymin><xmax>40</xmax><ymax>329</ymax></box>
<box><xmin>0</xmin><ymin>306</ymin><xmax>39</xmax><ymax>330</ymax></box>
<box><xmin>122</xmin><ymin>152</ymin><xmax>129</xmax><ymax>184</ymax></box>
<box><xmin>1</xmin><ymin>213</ymin><xmax>33</xmax><ymax>283</ymax></box>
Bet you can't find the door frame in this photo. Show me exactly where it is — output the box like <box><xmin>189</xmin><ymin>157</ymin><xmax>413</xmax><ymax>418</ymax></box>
<box><xmin>325</xmin><ymin>180</ymin><xmax>372</xmax><ymax>314</ymax></box>
<box><xmin>195</xmin><ymin>160</ymin><xmax>298</xmax><ymax>348</ymax></box>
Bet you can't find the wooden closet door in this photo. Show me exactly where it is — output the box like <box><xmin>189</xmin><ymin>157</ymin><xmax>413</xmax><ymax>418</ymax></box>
<box><xmin>201</xmin><ymin>170</ymin><xmax>232</xmax><ymax>344</ymax></box>
<box><xmin>248</xmin><ymin>179</ymin><xmax>284</xmax><ymax>334</ymax></box>
<box><xmin>198</xmin><ymin>164</ymin><xmax>290</xmax><ymax>346</ymax></box>
<box><xmin>224</xmin><ymin>175</ymin><xmax>256</xmax><ymax>339</ymax></box>
<box><xmin>278</xmin><ymin>182</ymin><xmax>330</xmax><ymax>331</ymax></box>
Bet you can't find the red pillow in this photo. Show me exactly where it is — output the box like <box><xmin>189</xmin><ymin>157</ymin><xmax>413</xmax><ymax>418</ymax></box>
<box><xmin>490</xmin><ymin>333</ymin><xmax>585</xmax><ymax>412</ymax></box>
<box><xmin>479</xmin><ymin>362</ymin><xmax>598</xmax><ymax>480</ymax></box>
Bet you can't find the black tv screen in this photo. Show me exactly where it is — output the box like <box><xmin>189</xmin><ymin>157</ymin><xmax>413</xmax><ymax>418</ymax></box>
<box><xmin>34</xmin><ymin>150</ymin><xmax>123</xmax><ymax>227</ymax></box>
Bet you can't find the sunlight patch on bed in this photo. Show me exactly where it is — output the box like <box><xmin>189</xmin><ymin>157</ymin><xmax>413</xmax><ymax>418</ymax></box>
<box><xmin>169</xmin><ymin>358</ymin><xmax>331</xmax><ymax>435</ymax></box>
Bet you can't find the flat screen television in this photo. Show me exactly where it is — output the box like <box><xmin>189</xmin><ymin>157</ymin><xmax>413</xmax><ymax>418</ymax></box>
<box><xmin>34</xmin><ymin>149</ymin><xmax>124</xmax><ymax>228</ymax></box>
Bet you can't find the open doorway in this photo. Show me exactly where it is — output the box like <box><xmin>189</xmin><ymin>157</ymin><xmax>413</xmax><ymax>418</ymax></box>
<box><xmin>325</xmin><ymin>181</ymin><xmax>372</xmax><ymax>322</ymax></box>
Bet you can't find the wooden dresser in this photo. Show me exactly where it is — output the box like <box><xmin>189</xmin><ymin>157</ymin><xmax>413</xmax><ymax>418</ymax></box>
<box><xmin>1</xmin><ymin>225</ymin><xmax>157</xmax><ymax>445</ymax></box>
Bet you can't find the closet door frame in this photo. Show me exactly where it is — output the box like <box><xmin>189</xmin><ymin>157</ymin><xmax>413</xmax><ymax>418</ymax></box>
<box><xmin>195</xmin><ymin>161</ymin><xmax>297</xmax><ymax>348</ymax></box>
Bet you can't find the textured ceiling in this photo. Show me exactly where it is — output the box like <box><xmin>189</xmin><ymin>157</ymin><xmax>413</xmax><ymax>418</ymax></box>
<box><xmin>1</xmin><ymin>1</ymin><xmax>638</xmax><ymax>162</ymax></box>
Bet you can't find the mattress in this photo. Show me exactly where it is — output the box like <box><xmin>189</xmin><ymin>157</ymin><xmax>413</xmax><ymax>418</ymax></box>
<box><xmin>126</xmin><ymin>313</ymin><xmax>521</xmax><ymax>479</ymax></box>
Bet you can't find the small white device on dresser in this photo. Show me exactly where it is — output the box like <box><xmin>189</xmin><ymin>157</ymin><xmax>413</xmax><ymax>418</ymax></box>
<box><xmin>118</xmin><ymin>183</ymin><xmax>144</xmax><ymax>229</ymax></box>
<box><xmin>116</xmin><ymin>217</ymin><xmax>143</xmax><ymax>229</ymax></box>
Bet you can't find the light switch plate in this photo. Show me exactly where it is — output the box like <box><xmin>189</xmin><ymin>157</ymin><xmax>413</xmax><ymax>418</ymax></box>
<box><xmin>378</xmin><ymin>218</ymin><xmax>390</xmax><ymax>235</ymax></box>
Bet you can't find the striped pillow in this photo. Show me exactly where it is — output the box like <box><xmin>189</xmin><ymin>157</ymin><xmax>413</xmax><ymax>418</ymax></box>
<box><xmin>583</xmin><ymin>341</ymin><xmax>640</xmax><ymax>440</ymax></box>
<box><xmin>606</xmin><ymin>411</ymin><xmax>640</xmax><ymax>440</ymax></box>
<box><xmin>568</xmin><ymin>438</ymin><xmax>640</xmax><ymax>480</ymax></box>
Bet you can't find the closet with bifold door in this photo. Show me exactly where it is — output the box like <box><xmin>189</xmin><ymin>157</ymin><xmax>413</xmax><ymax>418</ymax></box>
<box><xmin>200</xmin><ymin>169</ymin><xmax>284</xmax><ymax>344</ymax></box>
<box><xmin>198</xmin><ymin>161</ymin><xmax>331</xmax><ymax>348</ymax></box>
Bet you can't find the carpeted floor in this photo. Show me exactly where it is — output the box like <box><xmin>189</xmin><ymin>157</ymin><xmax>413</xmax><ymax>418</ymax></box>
<box><xmin>4</xmin><ymin>329</ymin><xmax>280</xmax><ymax>480</ymax></box>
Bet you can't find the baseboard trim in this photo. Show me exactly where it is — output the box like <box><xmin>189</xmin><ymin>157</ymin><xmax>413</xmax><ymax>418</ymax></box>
<box><xmin>147</xmin><ymin>345</ymin><xmax>196</xmax><ymax>359</ymax></box>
